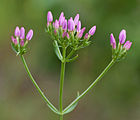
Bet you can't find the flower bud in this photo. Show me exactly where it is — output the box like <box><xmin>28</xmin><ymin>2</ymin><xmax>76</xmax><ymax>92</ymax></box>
<box><xmin>59</xmin><ymin>12</ymin><xmax>65</xmax><ymax>26</ymax></box>
<box><xmin>84</xmin><ymin>33</ymin><xmax>89</xmax><ymax>39</ymax></box>
<box><xmin>77</xmin><ymin>21</ymin><xmax>81</xmax><ymax>32</ymax></box>
<box><xmin>20</xmin><ymin>27</ymin><xmax>25</xmax><ymax>39</ymax></box>
<box><xmin>11</xmin><ymin>36</ymin><xmax>18</xmax><ymax>45</ymax></box>
<box><xmin>54</xmin><ymin>20</ymin><xmax>59</xmax><ymax>29</ymax></box>
<box><xmin>68</xmin><ymin>17</ymin><xmax>75</xmax><ymax>31</ymax></box>
<box><xmin>26</xmin><ymin>29</ymin><xmax>33</xmax><ymax>40</ymax></box>
<box><xmin>62</xmin><ymin>31</ymin><xmax>67</xmax><ymax>38</ymax></box>
<box><xmin>47</xmin><ymin>11</ymin><xmax>53</xmax><ymax>23</ymax></box>
<box><xmin>62</xmin><ymin>19</ymin><xmax>67</xmax><ymax>31</ymax></box>
<box><xmin>74</xmin><ymin>14</ymin><xmax>79</xmax><ymax>25</ymax></box>
<box><xmin>123</xmin><ymin>41</ymin><xmax>132</xmax><ymax>50</ymax></box>
<box><xmin>77</xmin><ymin>27</ymin><xmax>86</xmax><ymax>38</ymax></box>
<box><xmin>110</xmin><ymin>33</ymin><xmax>116</xmax><ymax>49</ymax></box>
<box><xmin>54</xmin><ymin>29</ymin><xmax>57</xmax><ymax>35</ymax></box>
<box><xmin>119</xmin><ymin>29</ymin><xmax>126</xmax><ymax>44</ymax></box>
<box><xmin>15</xmin><ymin>26</ymin><xmax>20</xmax><ymax>37</ymax></box>
<box><xmin>89</xmin><ymin>26</ymin><xmax>96</xmax><ymax>36</ymax></box>
<box><xmin>67</xmin><ymin>33</ymin><xmax>70</xmax><ymax>39</ymax></box>
<box><xmin>20</xmin><ymin>40</ymin><xmax>24</xmax><ymax>47</ymax></box>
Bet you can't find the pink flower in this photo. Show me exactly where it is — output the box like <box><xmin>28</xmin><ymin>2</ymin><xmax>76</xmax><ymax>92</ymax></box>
<box><xmin>68</xmin><ymin>17</ymin><xmax>75</xmax><ymax>31</ymax></box>
<box><xmin>74</xmin><ymin>14</ymin><xmax>79</xmax><ymax>25</ymax></box>
<box><xmin>47</xmin><ymin>11</ymin><xmax>53</xmax><ymax>23</ymax></box>
<box><xmin>119</xmin><ymin>29</ymin><xmax>126</xmax><ymax>44</ymax></box>
<box><xmin>26</xmin><ymin>29</ymin><xmax>33</xmax><ymax>40</ymax></box>
<box><xmin>123</xmin><ymin>41</ymin><xmax>132</xmax><ymax>50</ymax></box>
<box><xmin>15</xmin><ymin>26</ymin><xmax>20</xmax><ymax>37</ymax></box>
<box><xmin>110</xmin><ymin>33</ymin><xmax>116</xmax><ymax>49</ymax></box>
<box><xmin>11</xmin><ymin>36</ymin><xmax>18</xmax><ymax>45</ymax></box>
<box><xmin>89</xmin><ymin>26</ymin><xmax>96</xmax><ymax>36</ymax></box>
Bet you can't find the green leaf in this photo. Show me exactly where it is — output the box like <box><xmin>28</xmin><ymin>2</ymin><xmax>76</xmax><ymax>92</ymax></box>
<box><xmin>47</xmin><ymin>104</ymin><xmax>61</xmax><ymax>115</ymax></box>
<box><xmin>53</xmin><ymin>40</ymin><xmax>63</xmax><ymax>61</ymax></box>
<box><xmin>63</xmin><ymin>92</ymin><xmax>79</xmax><ymax>114</ymax></box>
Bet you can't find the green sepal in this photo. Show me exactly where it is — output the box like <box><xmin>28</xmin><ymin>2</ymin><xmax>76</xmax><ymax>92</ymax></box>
<box><xmin>53</xmin><ymin>40</ymin><xmax>63</xmax><ymax>61</ymax></box>
<box><xmin>47</xmin><ymin>104</ymin><xmax>61</xmax><ymax>115</ymax></box>
<box><xmin>63</xmin><ymin>91</ymin><xmax>79</xmax><ymax>115</ymax></box>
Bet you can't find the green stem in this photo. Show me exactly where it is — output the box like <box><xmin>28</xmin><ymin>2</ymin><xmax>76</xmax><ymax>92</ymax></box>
<box><xmin>63</xmin><ymin>59</ymin><xmax>116</xmax><ymax>113</ymax></box>
<box><xmin>66</xmin><ymin>49</ymin><xmax>75</xmax><ymax>60</ymax></box>
<box><xmin>59</xmin><ymin>47</ymin><xmax>66</xmax><ymax>120</ymax></box>
<box><xmin>20</xmin><ymin>55</ymin><xmax>58</xmax><ymax>112</ymax></box>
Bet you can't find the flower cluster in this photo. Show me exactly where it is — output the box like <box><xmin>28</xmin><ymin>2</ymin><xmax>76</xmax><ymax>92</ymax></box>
<box><xmin>11</xmin><ymin>26</ymin><xmax>33</xmax><ymax>55</ymax></box>
<box><xmin>110</xmin><ymin>29</ymin><xmax>132</xmax><ymax>61</ymax></box>
<box><xmin>46</xmin><ymin>11</ymin><xmax>96</xmax><ymax>50</ymax></box>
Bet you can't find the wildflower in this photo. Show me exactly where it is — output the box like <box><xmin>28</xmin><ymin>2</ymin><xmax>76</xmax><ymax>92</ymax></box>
<box><xmin>110</xmin><ymin>33</ymin><xmax>116</xmax><ymax>49</ymax></box>
<box><xmin>123</xmin><ymin>41</ymin><xmax>132</xmax><ymax>50</ymax></box>
<box><xmin>74</xmin><ymin>14</ymin><xmax>79</xmax><ymax>25</ymax></box>
<box><xmin>119</xmin><ymin>29</ymin><xmax>126</xmax><ymax>44</ymax></box>
<box><xmin>46</xmin><ymin>11</ymin><xmax>97</xmax><ymax>52</ymax></box>
<box><xmin>84</xmin><ymin>33</ymin><xmax>89</xmax><ymax>39</ymax></box>
<box><xmin>20</xmin><ymin>27</ymin><xmax>25</xmax><ymax>39</ymax></box>
<box><xmin>77</xmin><ymin>21</ymin><xmax>81</xmax><ymax>33</ymax></box>
<box><xmin>26</xmin><ymin>29</ymin><xmax>33</xmax><ymax>41</ymax></box>
<box><xmin>20</xmin><ymin>40</ymin><xmax>24</xmax><ymax>47</ymax></box>
<box><xmin>67</xmin><ymin>33</ymin><xmax>70</xmax><ymax>39</ymax></box>
<box><xmin>110</xmin><ymin>29</ymin><xmax>132</xmax><ymax>60</ymax></box>
<box><xmin>68</xmin><ymin>17</ymin><xmax>75</xmax><ymax>31</ymax></box>
<box><xmin>54</xmin><ymin>20</ymin><xmax>59</xmax><ymax>29</ymax></box>
<box><xmin>62</xmin><ymin>19</ymin><xmax>67</xmax><ymax>31</ymax></box>
<box><xmin>89</xmin><ymin>26</ymin><xmax>96</xmax><ymax>36</ymax></box>
<box><xmin>11</xmin><ymin>26</ymin><xmax>33</xmax><ymax>55</ymax></box>
<box><xmin>15</xmin><ymin>26</ymin><xmax>20</xmax><ymax>37</ymax></box>
<box><xmin>11</xmin><ymin>36</ymin><xmax>18</xmax><ymax>45</ymax></box>
<box><xmin>77</xmin><ymin>27</ymin><xmax>86</xmax><ymax>38</ymax></box>
<box><xmin>47</xmin><ymin>11</ymin><xmax>53</xmax><ymax>23</ymax></box>
<box><xmin>59</xmin><ymin>12</ymin><xmax>65</xmax><ymax>26</ymax></box>
<box><xmin>62</xmin><ymin>31</ymin><xmax>67</xmax><ymax>38</ymax></box>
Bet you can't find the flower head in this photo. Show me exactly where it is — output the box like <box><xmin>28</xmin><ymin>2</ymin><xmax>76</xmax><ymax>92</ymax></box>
<box><xmin>110</xmin><ymin>29</ymin><xmax>132</xmax><ymax>61</ymax></box>
<box><xmin>11</xmin><ymin>26</ymin><xmax>33</xmax><ymax>55</ymax></box>
<box><xmin>46</xmin><ymin>11</ymin><xmax>97</xmax><ymax>53</ymax></box>
<box><xmin>119</xmin><ymin>29</ymin><xmax>126</xmax><ymax>44</ymax></box>
<box><xmin>110</xmin><ymin>33</ymin><xmax>116</xmax><ymax>49</ymax></box>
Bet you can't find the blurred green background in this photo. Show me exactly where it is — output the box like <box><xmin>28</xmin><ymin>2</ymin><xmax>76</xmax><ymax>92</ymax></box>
<box><xmin>0</xmin><ymin>0</ymin><xmax>140</xmax><ymax>120</ymax></box>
